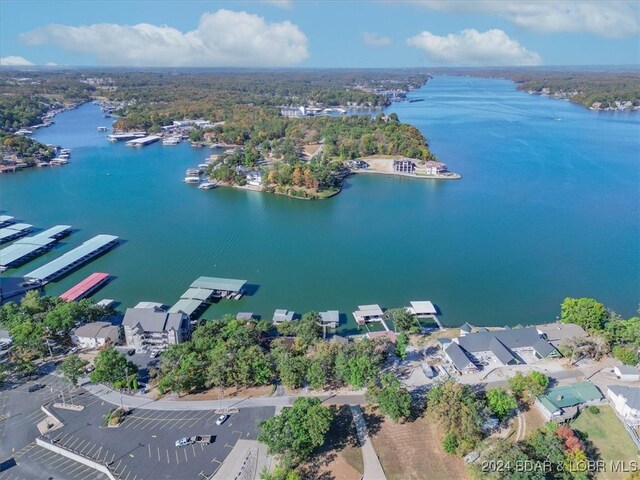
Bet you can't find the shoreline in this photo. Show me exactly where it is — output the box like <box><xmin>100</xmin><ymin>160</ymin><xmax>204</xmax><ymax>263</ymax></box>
<box><xmin>352</xmin><ymin>168</ymin><xmax>461</xmax><ymax>180</ymax></box>
<box><xmin>209</xmin><ymin>180</ymin><xmax>342</xmax><ymax>200</ymax></box>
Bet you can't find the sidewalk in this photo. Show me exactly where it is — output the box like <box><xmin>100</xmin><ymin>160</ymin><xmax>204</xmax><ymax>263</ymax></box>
<box><xmin>349</xmin><ymin>405</ymin><xmax>386</xmax><ymax>480</ymax></box>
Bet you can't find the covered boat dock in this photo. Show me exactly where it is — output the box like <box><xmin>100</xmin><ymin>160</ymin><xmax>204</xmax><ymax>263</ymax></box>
<box><xmin>59</xmin><ymin>272</ymin><xmax>110</xmax><ymax>301</ymax></box>
<box><xmin>0</xmin><ymin>223</ymin><xmax>33</xmax><ymax>244</ymax></box>
<box><xmin>23</xmin><ymin>234</ymin><xmax>119</xmax><ymax>285</ymax></box>
<box><xmin>169</xmin><ymin>276</ymin><xmax>248</xmax><ymax>317</ymax></box>
<box><xmin>0</xmin><ymin>215</ymin><xmax>15</xmax><ymax>228</ymax></box>
<box><xmin>0</xmin><ymin>225</ymin><xmax>72</xmax><ymax>271</ymax></box>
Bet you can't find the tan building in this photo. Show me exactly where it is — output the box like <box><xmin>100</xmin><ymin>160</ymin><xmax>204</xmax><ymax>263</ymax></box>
<box><xmin>71</xmin><ymin>322</ymin><xmax>121</xmax><ymax>349</ymax></box>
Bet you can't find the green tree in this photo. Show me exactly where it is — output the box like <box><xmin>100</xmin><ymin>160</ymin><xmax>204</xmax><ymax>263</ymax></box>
<box><xmin>509</xmin><ymin>372</ymin><xmax>549</xmax><ymax>403</ymax></box>
<box><xmin>560</xmin><ymin>297</ymin><xmax>609</xmax><ymax>331</ymax></box>
<box><xmin>442</xmin><ymin>433</ymin><xmax>458</xmax><ymax>454</ymax></box>
<box><xmin>486</xmin><ymin>388</ymin><xmax>517</xmax><ymax>420</ymax></box>
<box><xmin>260</xmin><ymin>466</ymin><xmax>302</xmax><ymax>480</ymax></box>
<box><xmin>277</xmin><ymin>355</ymin><xmax>308</xmax><ymax>389</ymax></box>
<box><xmin>384</xmin><ymin>308</ymin><xmax>418</xmax><ymax>333</ymax></box>
<box><xmin>90</xmin><ymin>346</ymin><xmax>138</xmax><ymax>388</ymax></box>
<box><xmin>59</xmin><ymin>355</ymin><xmax>89</xmax><ymax>387</ymax></box>
<box><xmin>395</xmin><ymin>331</ymin><xmax>409</xmax><ymax>359</ymax></box>
<box><xmin>258</xmin><ymin>397</ymin><xmax>334</xmax><ymax>466</ymax></box>
<box><xmin>612</xmin><ymin>345</ymin><xmax>639</xmax><ymax>365</ymax></box>
<box><xmin>367</xmin><ymin>373</ymin><xmax>412</xmax><ymax>422</ymax></box>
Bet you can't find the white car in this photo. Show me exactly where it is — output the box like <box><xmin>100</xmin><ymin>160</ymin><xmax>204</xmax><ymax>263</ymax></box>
<box><xmin>175</xmin><ymin>437</ymin><xmax>193</xmax><ymax>448</ymax></box>
<box><xmin>216</xmin><ymin>414</ymin><xmax>229</xmax><ymax>426</ymax></box>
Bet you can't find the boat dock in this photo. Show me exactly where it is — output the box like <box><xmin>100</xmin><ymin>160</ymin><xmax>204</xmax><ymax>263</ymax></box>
<box><xmin>169</xmin><ymin>276</ymin><xmax>247</xmax><ymax>317</ymax></box>
<box><xmin>23</xmin><ymin>234</ymin><xmax>119</xmax><ymax>285</ymax></box>
<box><xmin>0</xmin><ymin>225</ymin><xmax>72</xmax><ymax>271</ymax></box>
<box><xmin>0</xmin><ymin>215</ymin><xmax>15</xmax><ymax>228</ymax></box>
<box><xmin>59</xmin><ymin>272</ymin><xmax>110</xmax><ymax>301</ymax></box>
<box><xmin>0</xmin><ymin>223</ymin><xmax>33</xmax><ymax>244</ymax></box>
<box><xmin>126</xmin><ymin>135</ymin><xmax>161</xmax><ymax>147</ymax></box>
<box><xmin>107</xmin><ymin>132</ymin><xmax>146</xmax><ymax>142</ymax></box>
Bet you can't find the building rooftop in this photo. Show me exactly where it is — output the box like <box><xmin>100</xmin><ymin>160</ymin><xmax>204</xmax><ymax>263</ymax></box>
<box><xmin>190</xmin><ymin>276</ymin><xmax>247</xmax><ymax>292</ymax></box>
<box><xmin>408</xmin><ymin>301</ymin><xmax>437</xmax><ymax>315</ymax></box>
<box><xmin>445</xmin><ymin>342</ymin><xmax>476</xmax><ymax>371</ymax></box>
<box><xmin>457</xmin><ymin>326</ymin><xmax>556</xmax><ymax>359</ymax></box>
<box><xmin>236</xmin><ymin>312</ymin><xmax>254</xmax><ymax>320</ymax></box>
<box><xmin>73</xmin><ymin>321</ymin><xmax>119</xmax><ymax>339</ymax></box>
<box><xmin>538</xmin><ymin>382</ymin><xmax>602</xmax><ymax>413</ymax></box>
<box><xmin>180</xmin><ymin>287</ymin><xmax>213</xmax><ymax>302</ymax></box>
<box><xmin>123</xmin><ymin>308</ymin><xmax>187</xmax><ymax>333</ymax></box>
<box><xmin>355</xmin><ymin>304</ymin><xmax>384</xmax><ymax>317</ymax></box>
<box><xmin>320</xmin><ymin>310</ymin><xmax>339</xmax><ymax>325</ymax></box>
<box><xmin>537</xmin><ymin>322</ymin><xmax>588</xmax><ymax>345</ymax></box>
<box><xmin>608</xmin><ymin>385</ymin><xmax>640</xmax><ymax>410</ymax></box>
<box><xmin>615</xmin><ymin>365</ymin><xmax>640</xmax><ymax>375</ymax></box>
<box><xmin>273</xmin><ymin>309</ymin><xmax>295</xmax><ymax>323</ymax></box>
<box><xmin>168</xmin><ymin>299</ymin><xmax>202</xmax><ymax>316</ymax></box>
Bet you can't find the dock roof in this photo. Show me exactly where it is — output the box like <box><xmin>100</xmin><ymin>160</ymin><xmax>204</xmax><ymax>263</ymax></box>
<box><xmin>273</xmin><ymin>309</ymin><xmax>294</xmax><ymax>322</ymax></box>
<box><xmin>180</xmin><ymin>287</ymin><xmax>213</xmax><ymax>302</ymax></box>
<box><xmin>0</xmin><ymin>223</ymin><xmax>32</xmax><ymax>241</ymax></box>
<box><xmin>32</xmin><ymin>225</ymin><xmax>72</xmax><ymax>239</ymax></box>
<box><xmin>409</xmin><ymin>301</ymin><xmax>437</xmax><ymax>315</ymax></box>
<box><xmin>0</xmin><ymin>238</ymin><xmax>56</xmax><ymax>267</ymax></box>
<box><xmin>190</xmin><ymin>276</ymin><xmax>247</xmax><ymax>292</ymax></box>
<box><xmin>24</xmin><ymin>234</ymin><xmax>118</xmax><ymax>282</ymax></box>
<box><xmin>168</xmin><ymin>299</ymin><xmax>203</xmax><ymax>316</ymax></box>
<box><xmin>320</xmin><ymin>310</ymin><xmax>340</xmax><ymax>325</ymax></box>
<box><xmin>355</xmin><ymin>304</ymin><xmax>384</xmax><ymax>316</ymax></box>
<box><xmin>59</xmin><ymin>272</ymin><xmax>109</xmax><ymax>302</ymax></box>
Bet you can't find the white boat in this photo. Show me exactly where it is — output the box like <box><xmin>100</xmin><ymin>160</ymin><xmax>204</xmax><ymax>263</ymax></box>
<box><xmin>97</xmin><ymin>126</ymin><xmax>107</xmax><ymax>132</ymax></box>
<box><xmin>198</xmin><ymin>182</ymin><xmax>216</xmax><ymax>190</ymax></box>
<box><xmin>184</xmin><ymin>176</ymin><xmax>201</xmax><ymax>184</ymax></box>
<box><xmin>162</xmin><ymin>136</ymin><xmax>180</xmax><ymax>145</ymax></box>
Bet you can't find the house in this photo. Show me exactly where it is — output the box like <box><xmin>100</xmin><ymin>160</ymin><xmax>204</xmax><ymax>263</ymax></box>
<box><xmin>613</xmin><ymin>365</ymin><xmax>640</xmax><ymax>382</ymax></box>
<box><xmin>424</xmin><ymin>161</ymin><xmax>448</xmax><ymax>175</ymax></box>
<box><xmin>450</xmin><ymin>327</ymin><xmax>558</xmax><ymax>370</ymax></box>
<box><xmin>353</xmin><ymin>305</ymin><xmax>384</xmax><ymax>325</ymax></box>
<box><xmin>272</xmin><ymin>309</ymin><xmax>295</xmax><ymax>325</ymax></box>
<box><xmin>346</xmin><ymin>160</ymin><xmax>368</xmax><ymax>169</ymax></box>
<box><xmin>319</xmin><ymin>310</ymin><xmax>340</xmax><ymax>329</ymax></box>
<box><xmin>535</xmin><ymin>382</ymin><xmax>603</xmax><ymax>421</ymax></box>
<box><xmin>71</xmin><ymin>322</ymin><xmax>121</xmax><ymax>349</ymax></box>
<box><xmin>460</xmin><ymin>322</ymin><xmax>473</xmax><ymax>336</ymax></box>
<box><xmin>607</xmin><ymin>385</ymin><xmax>640</xmax><ymax>426</ymax></box>
<box><xmin>444</xmin><ymin>342</ymin><xmax>478</xmax><ymax>373</ymax></box>
<box><xmin>536</xmin><ymin>322</ymin><xmax>587</xmax><ymax>349</ymax></box>
<box><xmin>393</xmin><ymin>158</ymin><xmax>415</xmax><ymax>174</ymax></box>
<box><xmin>122</xmin><ymin>308</ymin><xmax>190</xmax><ymax>351</ymax></box>
<box><xmin>246</xmin><ymin>170</ymin><xmax>264</xmax><ymax>187</ymax></box>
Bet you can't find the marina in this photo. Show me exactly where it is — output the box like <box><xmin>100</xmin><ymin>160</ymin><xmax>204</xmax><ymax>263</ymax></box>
<box><xmin>59</xmin><ymin>272</ymin><xmax>110</xmax><ymax>302</ymax></box>
<box><xmin>126</xmin><ymin>135</ymin><xmax>161</xmax><ymax>147</ymax></box>
<box><xmin>0</xmin><ymin>223</ymin><xmax>33</xmax><ymax>244</ymax></box>
<box><xmin>169</xmin><ymin>276</ymin><xmax>247</xmax><ymax>317</ymax></box>
<box><xmin>23</xmin><ymin>234</ymin><xmax>119</xmax><ymax>285</ymax></box>
<box><xmin>0</xmin><ymin>225</ymin><xmax>72</xmax><ymax>271</ymax></box>
<box><xmin>0</xmin><ymin>215</ymin><xmax>15</xmax><ymax>228</ymax></box>
<box><xmin>107</xmin><ymin>132</ymin><xmax>146</xmax><ymax>142</ymax></box>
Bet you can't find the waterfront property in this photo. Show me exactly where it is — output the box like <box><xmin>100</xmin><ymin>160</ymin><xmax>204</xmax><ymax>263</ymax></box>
<box><xmin>0</xmin><ymin>223</ymin><xmax>33</xmax><ymax>244</ymax></box>
<box><xmin>393</xmin><ymin>158</ymin><xmax>415</xmax><ymax>174</ymax></box>
<box><xmin>126</xmin><ymin>135</ymin><xmax>161</xmax><ymax>147</ymax></box>
<box><xmin>613</xmin><ymin>365</ymin><xmax>640</xmax><ymax>382</ymax></box>
<box><xmin>122</xmin><ymin>307</ymin><xmax>190</xmax><ymax>351</ymax></box>
<box><xmin>535</xmin><ymin>382</ymin><xmax>603</xmax><ymax>421</ymax></box>
<box><xmin>319</xmin><ymin>310</ymin><xmax>340</xmax><ymax>329</ymax></box>
<box><xmin>536</xmin><ymin>322</ymin><xmax>588</xmax><ymax>349</ymax></box>
<box><xmin>424</xmin><ymin>161</ymin><xmax>448</xmax><ymax>175</ymax></box>
<box><xmin>59</xmin><ymin>272</ymin><xmax>110</xmax><ymax>302</ymax></box>
<box><xmin>0</xmin><ymin>225</ymin><xmax>72</xmax><ymax>271</ymax></box>
<box><xmin>443</xmin><ymin>341</ymin><xmax>479</xmax><ymax>373</ymax></box>
<box><xmin>107</xmin><ymin>132</ymin><xmax>145</xmax><ymax>142</ymax></box>
<box><xmin>71</xmin><ymin>321</ymin><xmax>121</xmax><ymax>349</ymax></box>
<box><xmin>353</xmin><ymin>304</ymin><xmax>384</xmax><ymax>326</ymax></box>
<box><xmin>607</xmin><ymin>385</ymin><xmax>640</xmax><ymax>426</ymax></box>
<box><xmin>443</xmin><ymin>326</ymin><xmax>558</xmax><ymax>373</ymax></box>
<box><xmin>169</xmin><ymin>276</ymin><xmax>247</xmax><ymax>317</ymax></box>
<box><xmin>23</xmin><ymin>234</ymin><xmax>119</xmax><ymax>285</ymax></box>
<box><xmin>272</xmin><ymin>309</ymin><xmax>295</xmax><ymax>325</ymax></box>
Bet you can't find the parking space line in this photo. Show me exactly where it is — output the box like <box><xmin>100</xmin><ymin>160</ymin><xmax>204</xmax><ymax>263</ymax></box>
<box><xmin>157</xmin><ymin>446</ymin><xmax>160</xmax><ymax>461</ymax></box>
<box><xmin>49</xmin><ymin>455</ymin><xmax>71</xmax><ymax>468</ymax></box>
<box><xmin>124</xmin><ymin>470</ymin><xmax>132</xmax><ymax>480</ymax></box>
<box><xmin>113</xmin><ymin>459</ymin><xmax>122</xmax><ymax>472</ymax></box>
<box><xmin>191</xmin><ymin>444</ymin><xmax>196</xmax><ymax>457</ymax></box>
<box><xmin>28</xmin><ymin>448</ymin><xmax>54</xmax><ymax>461</ymax></box>
<box><xmin>67</xmin><ymin>437</ymin><xmax>82</xmax><ymax>450</ymax></box>
<box><xmin>78</xmin><ymin>441</ymin><xmax>91</xmax><ymax>454</ymax></box>
<box><xmin>109</xmin><ymin>452</ymin><xmax>116</xmax><ymax>464</ymax></box>
<box><xmin>184</xmin><ymin>448</ymin><xmax>188</xmax><ymax>462</ymax></box>
<box><xmin>66</xmin><ymin>464</ymin><xmax>86</xmax><ymax>477</ymax></box>
<box><xmin>166</xmin><ymin>449</ymin><xmax>170</xmax><ymax>464</ymax></box>
<box><xmin>175</xmin><ymin>450</ymin><xmax>179</xmax><ymax>464</ymax></box>
<box><xmin>148</xmin><ymin>444</ymin><xmax>151</xmax><ymax>458</ymax></box>
<box><xmin>59</xmin><ymin>459</ymin><xmax>82</xmax><ymax>473</ymax></box>
<box><xmin>211</xmin><ymin>457</ymin><xmax>222</xmax><ymax>464</ymax></box>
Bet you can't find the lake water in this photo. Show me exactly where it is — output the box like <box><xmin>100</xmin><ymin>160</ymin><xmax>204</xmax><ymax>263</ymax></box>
<box><xmin>1</xmin><ymin>76</ymin><xmax>638</xmax><ymax>333</ymax></box>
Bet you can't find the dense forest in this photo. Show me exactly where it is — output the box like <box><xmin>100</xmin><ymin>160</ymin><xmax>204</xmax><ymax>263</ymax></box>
<box><xmin>0</xmin><ymin>131</ymin><xmax>55</xmax><ymax>164</ymax></box>
<box><xmin>438</xmin><ymin>67</ymin><xmax>640</xmax><ymax>109</ymax></box>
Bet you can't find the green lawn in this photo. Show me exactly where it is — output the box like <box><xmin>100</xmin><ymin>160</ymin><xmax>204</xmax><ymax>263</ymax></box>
<box><xmin>572</xmin><ymin>406</ymin><xmax>639</xmax><ymax>479</ymax></box>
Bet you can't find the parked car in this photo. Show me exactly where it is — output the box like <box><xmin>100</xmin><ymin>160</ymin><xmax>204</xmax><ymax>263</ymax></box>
<box><xmin>127</xmin><ymin>349</ymin><xmax>135</xmax><ymax>356</ymax></box>
<box><xmin>175</xmin><ymin>437</ymin><xmax>193</xmax><ymax>448</ymax></box>
<box><xmin>69</xmin><ymin>347</ymin><xmax>78</xmax><ymax>354</ymax></box>
<box><xmin>85</xmin><ymin>365</ymin><xmax>94</xmax><ymax>373</ymax></box>
<box><xmin>193</xmin><ymin>435</ymin><xmax>213</xmax><ymax>445</ymax></box>
<box><xmin>216</xmin><ymin>414</ymin><xmax>229</xmax><ymax>426</ymax></box>
<box><xmin>149</xmin><ymin>350</ymin><xmax>159</xmax><ymax>358</ymax></box>
<box><xmin>28</xmin><ymin>384</ymin><xmax>45</xmax><ymax>392</ymax></box>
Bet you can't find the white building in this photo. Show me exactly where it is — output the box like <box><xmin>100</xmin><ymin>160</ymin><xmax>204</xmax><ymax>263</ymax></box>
<box><xmin>424</xmin><ymin>161</ymin><xmax>448</xmax><ymax>175</ymax></box>
<box><xmin>607</xmin><ymin>385</ymin><xmax>640</xmax><ymax>426</ymax></box>
<box><xmin>71</xmin><ymin>322</ymin><xmax>121</xmax><ymax>349</ymax></box>
<box><xmin>247</xmin><ymin>170</ymin><xmax>264</xmax><ymax>186</ymax></box>
<box><xmin>614</xmin><ymin>365</ymin><xmax>640</xmax><ymax>382</ymax></box>
<box><xmin>122</xmin><ymin>308</ymin><xmax>190</xmax><ymax>351</ymax></box>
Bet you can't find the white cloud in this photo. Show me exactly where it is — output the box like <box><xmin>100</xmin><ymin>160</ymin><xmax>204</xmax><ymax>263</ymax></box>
<box><xmin>19</xmin><ymin>9</ymin><xmax>309</xmax><ymax>67</ymax></box>
<box><xmin>407</xmin><ymin>29</ymin><xmax>542</xmax><ymax>66</ymax></box>
<box><xmin>362</xmin><ymin>32</ymin><xmax>392</xmax><ymax>47</ymax></box>
<box><xmin>0</xmin><ymin>55</ymin><xmax>34</xmax><ymax>66</ymax></box>
<box><xmin>260</xmin><ymin>0</ymin><xmax>293</xmax><ymax>9</ymax></box>
<box><xmin>413</xmin><ymin>1</ymin><xmax>639</xmax><ymax>38</ymax></box>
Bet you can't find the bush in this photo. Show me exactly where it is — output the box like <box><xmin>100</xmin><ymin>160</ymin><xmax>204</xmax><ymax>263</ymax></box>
<box><xmin>443</xmin><ymin>433</ymin><xmax>458</xmax><ymax>454</ymax></box>
<box><xmin>588</xmin><ymin>406</ymin><xmax>600</xmax><ymax>414</ymax></box>
<box><xmin>102</xmin><ymin>407</ymin><xmax>126</xmax><ymax>427</ymax></box>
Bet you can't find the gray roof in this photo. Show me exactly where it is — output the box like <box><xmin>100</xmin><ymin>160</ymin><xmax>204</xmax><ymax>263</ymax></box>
<box><xmin>537</xmin><ymin>322</ymin><xmax>587</xmax><ymax>343</ymax></box>
<box><xmin>460</xmin><ymin>322</ymin><xmax>473</xmax><ymax>332</ymax></box>
<box><xmin>608</xmin><ymin>385</ymin><xmax>640</xmax><ymax>410</ymax></box>
<box><xmin>273</xmin><ymin>309</ymin><xmax>294</xmax><ymax>322</ymax></box>
<box><xmin>489</xmin><ymin>337</ymin><xmax>516</xmax><ymax>364</ymax></box>
<box><xmin>190</xmin><ymin>276</ymin><xmax>246</xmax><ymax>292</ymax></box>
<box><xmin>0</xmin><ymin>238</ymin><xmax>56</xmax><ymax>267</ymax></box>
<box><xmin>445</xmin><ymin>342</ymin><xmax>475</xmax><ymax>371</ymax></box>
<box><xmin>320</xmin><ymin>310</ymin><xmax>339</xmax><ymax>325</ymax></box>
<box><xmin>74</xmin><ymin>321</ymin><xmax>119</xmax><ymax>339</ymax></box>
<box><xmin>615</xmin><ymin>365</ymin><xmax>640</xmax><ymax>375</ymax></box>
<box><xmin>180</xmin><ymin>287</ymin><xmax>213</xmax><ymax>301</ymax></box>
<box><xmin>0</xmin><ymin>223</ymin><xmax>32</xmax><ymax>242</ymax></box>
<box><xmin>533</xmin><ymin>338</ymin><xmax>557</xmax><ymax>358</ymax></box>
<box><xmin>168</xmin><ymin>299</ymin><xmax>202</xmax><ymax>316</ymax></box>
<box><xmin>24</xmin><ymin>234</ymin><xmax>118</xmax><ymax>281</ymax></box>
<box><xmin>123</xmin><ymin>308</ymin><xmax>186</xmax><ymax>333</ymax></box>
<box><xmin>236</xmin><ymin>312</ymin><xmax>254</xmax><ymax>320</ymax></box>
<box><xmin>32</xmin><ymin>225</ymin><xmax>72</xmax><ymax>239</ymax></box>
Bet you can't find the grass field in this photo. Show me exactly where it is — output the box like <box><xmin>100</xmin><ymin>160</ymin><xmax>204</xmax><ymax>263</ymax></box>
<box><xmin>365</xmin><ymin>408</ymin><xmax>469</xmax><ymax>480</ymax></box>
<box><xmin>572</xmin><ymin>406</ymin><xmax>639</xmax><ymax>480</ymax></box>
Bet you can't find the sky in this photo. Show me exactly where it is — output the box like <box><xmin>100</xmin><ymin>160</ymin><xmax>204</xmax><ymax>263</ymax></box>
<box><xmin>0</xmin><ymin>0</ymin><xmax>638</xmax><ymax>68</ymax></box>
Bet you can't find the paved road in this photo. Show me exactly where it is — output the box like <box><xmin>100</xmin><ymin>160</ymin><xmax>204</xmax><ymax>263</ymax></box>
<box><xmin>84</xmin><ymin>383</ymin><xmax>367</xmax><ymax>410</ymax></box>
<box><xmin>350</xmin><ymin>405</ymin><xmax>386</xmax><ymax>480</ymax></box>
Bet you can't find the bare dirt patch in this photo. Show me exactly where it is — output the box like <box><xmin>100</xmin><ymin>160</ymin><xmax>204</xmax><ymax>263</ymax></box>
<box><xmin>365</xmin><ymin>408</ymin><xmax>470</xmax><ymax>480</ymax></box>
<box><xmin>299</xmin><ymin>405</ymin><xmax>364</xmax><ymax>480</ymax></box>
<box><xmin>175</xmin><ymin>385</ymin><xmax>273</xmax><ymax>401</ymax></box>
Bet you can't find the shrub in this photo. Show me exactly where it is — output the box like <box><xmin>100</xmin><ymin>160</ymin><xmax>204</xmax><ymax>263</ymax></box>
<box><xmin>588</xmin><ymin>405</ymin><xmax>600</xmax><ymax>414</ymax></box>
<box><xmin>443</xmin><ymin>433</ymin><xmax>458</xmax><ymax>454</ymax></box>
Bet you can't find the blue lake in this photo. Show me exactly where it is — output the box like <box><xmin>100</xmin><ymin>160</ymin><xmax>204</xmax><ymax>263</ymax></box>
<box><xmin>1</xmin><ymin>76</ymin><xmax>638</xmax><ymax>332</ymax></box>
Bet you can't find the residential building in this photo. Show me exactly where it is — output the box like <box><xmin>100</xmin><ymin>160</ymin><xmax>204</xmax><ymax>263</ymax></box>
<box><xmin>393</xmin><ymin>158</ymin><xmax>415</xmax><ymax>174</ymax></box>
<box><xmin>535</xmin><ymin>382</ymin><xmax>603</xmax><ymax>421</ymax></box>
<box><xmin>444</xmin><ymin>342</ymin><xmax>478</xmax><ymax>373</ymax></box>
<box><xmin>613</xmin><ymin>365</ymin><xmax>640</xmax><ymax>382</ymax></box>
<box><xmin>607</xmin><ymin>385</ymin><xmax>640</xmax><ymax>426</ymax></box>
<box><xmin>122</xmin><ymin>308</ymin><xmax>190</xmax><ymax>351</ymax></box>
<box><xmin>246</xmin><ymin>170</ymin><xmax>264</xmax><ymax>186</ymax></box>
<box><xmin>71</xmin><ymin>322</ymin><xmax>121</xmax><ymax>349</ymax></box>
<box><xmin>424</xmin><ymin>161</ymin><xmax>448</xmax><ymax>175</ymax></box>
<box><xmin>536</xmin><ymin>322</ymin><xmax>588</xmax><ymax>349</ymax></box>
<box><xmin>445</xmin><ymin>327</ymin><xmax>558</xmax><ymax>372</ymax></box>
